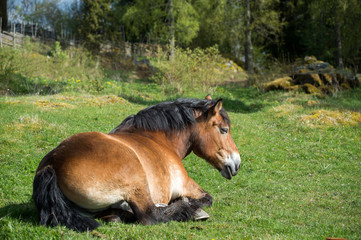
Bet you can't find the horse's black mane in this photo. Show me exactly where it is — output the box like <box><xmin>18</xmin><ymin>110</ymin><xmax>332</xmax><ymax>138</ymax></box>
<box><xmin>110</xmin><ymin>98</ymin><xmax>230</xmax><ymax>133</ymax></box>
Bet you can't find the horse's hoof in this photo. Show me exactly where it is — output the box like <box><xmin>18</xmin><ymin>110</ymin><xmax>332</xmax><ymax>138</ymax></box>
<box><xmin>155</xmin><ymin>203</ymin><xmax>168</xmax><ymax>207</ymax></box>
<box><xmin>193</xmin><ymin>208</ymin><xmax>210</xmax><ymax>221</ymax></box>
<box><xmin>181</xmin><ymin>196</ymin><xmax>190</xmax><ymax>203</ymax></box>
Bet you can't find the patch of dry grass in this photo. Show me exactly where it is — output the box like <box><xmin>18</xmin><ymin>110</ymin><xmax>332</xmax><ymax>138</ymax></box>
<box><xmin>33</xmin><ymin>100</ymin><xmax>76</xmax><ymax>109</ymax></box>
<box><xmin>300</xmin><ymin>110</ymin><xmax>361</xmax><ymax>127</ymax></box>
<box><xmin>80</xmin><ymin>95</ymin><xmax>127</xmax><ymax>107</ymax></box>
<box><xmin>269</xmin><ymin>104</ymin><xmax>304</xmax><ymax>117</ymax></box>
<box><xmin>9</xmin><ymin>115</ymin><xmax>51</xmax><ymax>131</ymax></box>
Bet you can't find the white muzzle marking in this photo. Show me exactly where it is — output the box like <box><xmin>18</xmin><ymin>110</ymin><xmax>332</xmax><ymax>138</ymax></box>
<box><xmin>220</xmin><ymin>152</ymin><xmax>241</xmax><ymax>179</ymax></box>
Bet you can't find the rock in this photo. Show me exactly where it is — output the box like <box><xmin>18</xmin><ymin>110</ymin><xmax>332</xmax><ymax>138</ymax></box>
<box><xmin>319</xmin><ymin>73</ymin><xmax>335</xmax><ymax>85</ymax></box>
<box><xmin>341</xmin><ymin>82</ymin><xmax>351</xmax><ymax>90</ymax></box>
<box><xmin>302</xmin><ymin>83</ymin><xmax>324</xmax><ymax>97</ymax></box>
<box><xmin>294</xmin><ymin>73</ymin><xmax>323</xmax><ymax>87</ymax></box>
<box><xmin>346</xmin><ymin>75</ymin><xmax>360</xmax><ymax>88</ymax></box>
<box><xmin>264</xmin><ymin>56</ymin><xmax>359</xmax><ymax>95</ymax></box>
<box><xmin>319</xmin><ymin>85</ymin><xmax>337</xmax><ymax>95</ymax></box>
<box><xmin>304</xmin><ymin>56</ymin><xmax>317</xmax><ymax>64</ymax></box>
<box><xmin>287</xmin><ymin>85</ymin><xmax>301</xmax><ymax>91</ymax></box>
<box><xmin>264</xmin><ymin>77</ymin><xmax>294</xmax><ymax>92</ymax></box>
<box><xmin>307</xmin><ymin>62</ymin><xmax>331</xmax><ymax>71</ymax></box>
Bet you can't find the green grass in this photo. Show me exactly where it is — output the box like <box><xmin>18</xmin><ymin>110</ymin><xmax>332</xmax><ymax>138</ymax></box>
<box><xmin>1</xmin><ymin>84</ymin><xmax>361</xmax><ymax>239</ymax></box>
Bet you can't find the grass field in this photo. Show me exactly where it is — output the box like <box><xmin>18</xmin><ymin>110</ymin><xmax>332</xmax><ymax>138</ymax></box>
<box><xmin>0</xmin><ymin>81</ymin><xmax>360</xmax><ymax>239</ymax></box>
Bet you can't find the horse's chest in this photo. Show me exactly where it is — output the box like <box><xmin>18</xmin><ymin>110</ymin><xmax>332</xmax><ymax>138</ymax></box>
<box><xmin>169</xmin><ymin>167</ymin><xmax>185</xmax><ymax>201</ymax></box>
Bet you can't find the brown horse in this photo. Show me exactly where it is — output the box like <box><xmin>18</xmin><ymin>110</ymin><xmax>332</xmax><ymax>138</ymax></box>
<box><xmin>33</xmin><ymin>95</ymin><xmax>241</xmax><ymax>232</ymax></box>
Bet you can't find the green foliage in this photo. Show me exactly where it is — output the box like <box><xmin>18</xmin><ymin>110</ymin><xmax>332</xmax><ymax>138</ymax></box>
<box><xmin>190</xmin><ymin>0</ymin><xmax>229</xmax><ymax>49</ymax></box>
<box><xmin>281</xmin><ymin>0</ymin><xmax>361</xmax><ymax>69</ymax></box>
<box><xmin>6</xmin><ymin>0</ymin><xmax>361</xmax><ymax>72</ymax></box>
<box><xmin>0</xmin><ymin>47</ymin><xmax>18</xmax><ymax>79</ymax></box>
<box><xmin>150</xmin><ymin>46</ymin><xmax>245</xmax><ymax>94</ymax></box>
<box><xmin>78</xmin><ymin>0</ymin><xmax>115</xmax><ymax>51</ymax></box>
<box><xmin>50</xmin><ymin>41</ymin><xmax>68</xmax><ymax>60</ymax></box>
<box><xmin>0</xmin><ymin>40</ymin><xmax>104</xmax><ymax>95</ymax></box>
<box><xmin>121</xmin><ymin>0</ymin><xmax>199</xmax><ymax>45</ymax></box>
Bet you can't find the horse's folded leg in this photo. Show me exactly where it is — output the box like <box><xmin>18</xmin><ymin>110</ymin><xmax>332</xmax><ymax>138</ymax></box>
<box><xmin>100</xmin><ymin>214</ymin><xmax>121</xmax><ymax>223</ymax></box>
<box><xmin>153</xmin><ymin>200</ymin><xmax>201</xmax><ymax>223</ymax></box>
<box><xmin>96</xmin><ymin>209</ymin><xmax>137</xmax><ymax>223</ymax></box>
<box><xmin>193</xmin><ymin>208</ymin><xmax>210</xmax><ymax>221</ymax></box>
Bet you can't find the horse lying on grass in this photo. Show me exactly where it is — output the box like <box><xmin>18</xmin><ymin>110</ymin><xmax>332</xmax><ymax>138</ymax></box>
<box><xmin>33</xmin><ymin>95</ymin><xmax>241</xmax><ymax>232</ymax></box>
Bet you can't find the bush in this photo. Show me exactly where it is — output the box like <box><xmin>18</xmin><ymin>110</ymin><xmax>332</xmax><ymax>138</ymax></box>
<box><xmin>151</xmin><ymin>46</ymin><xmax>245</xmax><ymax>95</ymax></box>
<box><xmin>50</xmin><ymin>41</ymin><xmax>68</xmax><ymax>60</ymax></box>
<box><xmin>0</xmin><ymin>39</ymin><xmax>105</xmax><ymax>95</ymax></box>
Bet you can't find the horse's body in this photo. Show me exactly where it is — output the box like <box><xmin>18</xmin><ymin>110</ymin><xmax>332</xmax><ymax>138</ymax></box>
<box><xmin>33</xmin><ymin>96</ymin><xmax>241</xmax><ymax>232</ymax></box>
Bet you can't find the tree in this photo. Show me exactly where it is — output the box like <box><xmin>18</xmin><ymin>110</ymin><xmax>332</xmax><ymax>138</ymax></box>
<box><xmin>77</xmin><ymin>0</ymin><xmax>115</xmax><ymax>50</ymax></box>
<box><xmin>244</xmin><ymin>0</ymin><xmax>253</xmax><ymax>73</ymax></box>
<box><xmin>168</xmin><ymin>0</ymin><xmax>175</xmax><ymax>58</ymax></box>
<box><xmin>122</xmin><ymin>0</ymin><xmax>199</xmax><ymax>46</ymax></box>
<box><xmin>0</xmin><ymin>0</ymin><xmax>8</xmax><ymax>31</ymax></box>
<box><xmin>295</xmin><ymin>0</ymin><xmax>361</xmax><ymax>69</ymax></box>
<box><xmin>190</xmin><ymin>0</ymin><xmax>227</xmax><ymax>49</ymax></box>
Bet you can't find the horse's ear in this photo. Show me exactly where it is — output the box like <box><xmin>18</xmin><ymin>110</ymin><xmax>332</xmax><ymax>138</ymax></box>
<box><xmin>205</xmin><ymin>94</ymin><xmax>212</xmax><ymax>100</ymax></box>
<box><xmin>208</xmin><ymin>99</ymin><xmax>223</xmax><ymax>119</ymax></box>
<box><xmin>214</xmin><ymin>99</ymin><xmax>223</xmax><ymax>113</ymax></box>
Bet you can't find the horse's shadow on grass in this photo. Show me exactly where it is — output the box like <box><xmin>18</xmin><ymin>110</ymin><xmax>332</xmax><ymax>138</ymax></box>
<box><xmin>0</xmin><ymin>201</ymin><xmax>38</xmax><ymax>225</ymax></box>
<box><xmin>222</xmin><ymin>98</ymin><xmax>264</xmax><ymax>113</ymax></box>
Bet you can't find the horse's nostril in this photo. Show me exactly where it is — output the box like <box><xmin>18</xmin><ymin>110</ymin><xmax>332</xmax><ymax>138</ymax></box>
<box><xmin>227</xmin><ymin>166</ymin><xmax>232</xmax><ymax>178</ymax></box>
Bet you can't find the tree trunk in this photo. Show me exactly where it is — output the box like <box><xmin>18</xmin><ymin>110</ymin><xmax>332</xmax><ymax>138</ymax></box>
<box><xmin>334</xmin><ymin>21</ymin><xmax>343</xmax><ymax>69</ymax></box>
<box><xmin>244</xmin><ymin>0</ymin><xmax>253</xmax><ymax>73</ymax></box>
<box><xmin>333</xmin><ymin>0</ymin><xmax>344</xmax><ymax>69</ymax></box>
<box><xmin>168</xmin><ymin>0</ymin><xmax>175</xmax><ymax>60</ymax></box>
<box><xmin>0</xmin><ymin>0</ymin><xmax>8</xmax><ymax>32</ymax></box>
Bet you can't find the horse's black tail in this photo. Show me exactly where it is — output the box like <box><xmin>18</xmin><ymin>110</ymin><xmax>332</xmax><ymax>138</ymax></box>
<box><xmin>32</xmin><ymin>166</ymin><xmax>100</xmax><ymax>232</ymax></box>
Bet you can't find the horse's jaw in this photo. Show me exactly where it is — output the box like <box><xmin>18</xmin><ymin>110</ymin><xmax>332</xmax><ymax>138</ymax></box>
<box><xmin>220</xmin><ymin>152</ymin><xmax>241</xmax><ymax>180</ymax></box>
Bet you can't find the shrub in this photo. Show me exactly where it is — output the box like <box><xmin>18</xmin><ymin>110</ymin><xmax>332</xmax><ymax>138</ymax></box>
<box><xmin>0</xmin><ymin>39</ymin><xmax>104</xmax><ymax>95</ymax></box>
<box><xmin>151</xmin><ymin>46</ymin><xmax>244</xmax><ymax>95</ymax></box>
<box><xmin>50</xmin><ymin>41</ymin><xmax>68</xmax><ymax>60</ymax></box>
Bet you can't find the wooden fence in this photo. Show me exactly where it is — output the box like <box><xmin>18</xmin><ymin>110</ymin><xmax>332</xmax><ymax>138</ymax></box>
<box><xmin>0</xmin><ymin>18</ymin><xmax>27</xmax><ymax>48</ymax></box>
<box><xmin>0</xmin><ymin>17</ymin><xmax>69</xmax><ymax>49</ymax></box>
<box><xmin>0</xmin><ymin>30</ymin><xmax>25</xmax><ymax>48</ymax></box>
<box><xmin>0</xmin><ymin>18</ymin><xmax>165</xmax><ymax>56</ymax></box>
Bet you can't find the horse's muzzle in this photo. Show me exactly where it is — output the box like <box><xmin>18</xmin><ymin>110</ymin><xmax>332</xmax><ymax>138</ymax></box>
<box><xmin>220</xmin><ymin>153</ymin><xmax>241</xmax><ymax>179</ymax></box>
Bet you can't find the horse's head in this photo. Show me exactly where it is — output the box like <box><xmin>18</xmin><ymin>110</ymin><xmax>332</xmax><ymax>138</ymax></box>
<box><xmin>192</xmin><ymin>96</ymin><xmax>241</xmax><ymax>179</ymax></box>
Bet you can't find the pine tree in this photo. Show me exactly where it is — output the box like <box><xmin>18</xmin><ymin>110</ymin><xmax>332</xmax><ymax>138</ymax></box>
<box><xmin>78</xmin><ymin>0</ymin><xmax>114</xmax><ymax>51</ymax></box>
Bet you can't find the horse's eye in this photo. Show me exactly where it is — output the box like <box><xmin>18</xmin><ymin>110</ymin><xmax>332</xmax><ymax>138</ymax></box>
<box><xmin>220</xmin><ymin>127</ymin><xmax>229</xmax><ymax>134</ymax></box>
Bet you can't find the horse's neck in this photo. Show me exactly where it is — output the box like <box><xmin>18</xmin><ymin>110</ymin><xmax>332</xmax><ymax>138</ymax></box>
<box><xmin>165</xmin><ymin>130</ymin><xmax>193</xmax><ymax>160</ymax></box>
<box><xmin>135</xmin><ymin>129</ymin><xmax>193</xmax><ymax>160</ymax></box>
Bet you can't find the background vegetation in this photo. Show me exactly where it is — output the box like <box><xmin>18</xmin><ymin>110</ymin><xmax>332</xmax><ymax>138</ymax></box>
<box><xmin>2</xmin><ymin>0</ymin><xmax>361</xmax><ymax>71</ymax></box>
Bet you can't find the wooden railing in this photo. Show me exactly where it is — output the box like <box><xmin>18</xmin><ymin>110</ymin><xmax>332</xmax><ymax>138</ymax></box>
<box><xmin>0</xmin><ymin>30</ymin><xmax>24</xmax><ymax>48</ymax></box>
